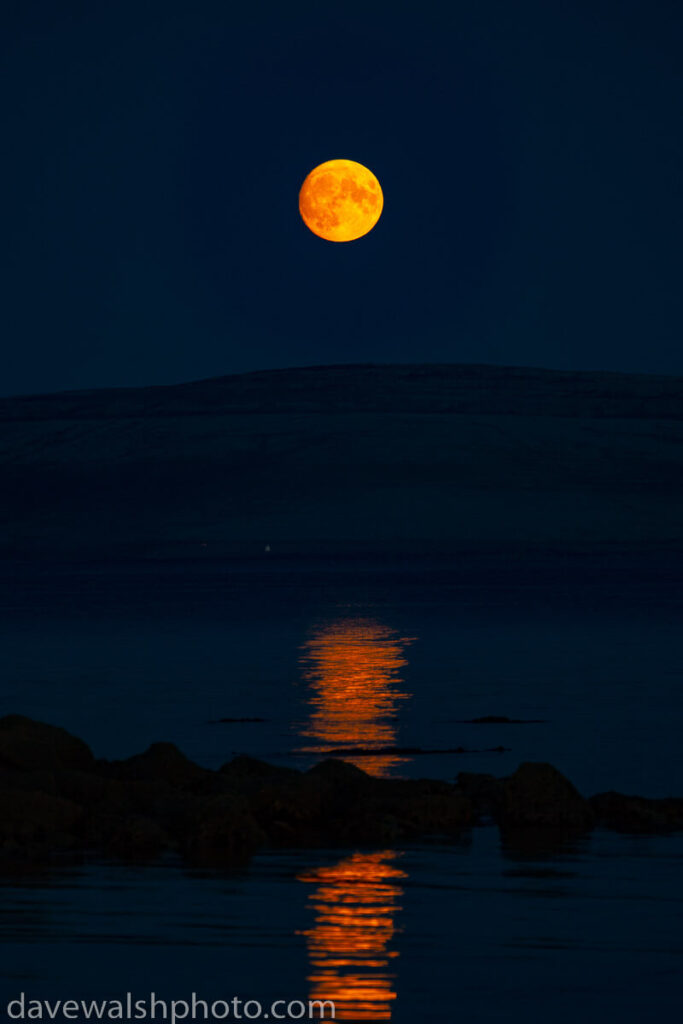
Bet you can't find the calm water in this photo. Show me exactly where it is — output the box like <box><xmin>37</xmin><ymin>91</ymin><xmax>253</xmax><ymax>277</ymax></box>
<box><xmin>1</xmin><ymin>562</ymin><xmax>682</xmax><ymax>1019</ymax></box>
<box><xmin>1</xmin><ymin>833</ymin><xmax>682</xmax><ymax>1021</ymax></box>
<box><xmin>1</xmin><ymin>561</ymin><xmax>681</xmax><ymax>793</ymax></box>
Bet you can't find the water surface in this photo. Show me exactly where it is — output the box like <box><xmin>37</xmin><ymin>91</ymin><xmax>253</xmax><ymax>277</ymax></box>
<box><xmin>1</xmin><ymin>831</ymin><xmax>682</xmax><ymax>1021</ymax></box>
<box><xmin>1</xmin><ymin>561</ymin><xmax>682</xmax><ymax>1021</ymax></box>
<box><xmin>1</xmin><ymin>561</ymin><xmax>680</xmax><ymax>794</ymax></box>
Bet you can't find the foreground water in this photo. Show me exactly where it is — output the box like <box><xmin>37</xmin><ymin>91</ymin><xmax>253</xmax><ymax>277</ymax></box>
<box><xmin>1</xmin><ymin>832</ymin><xmax>682</xmax><ymax>1021</ymax></box>
<box><xmin>1</xmin><ymin>561</ymin><xmax>682</xmax><ymax>1019</ymax></box>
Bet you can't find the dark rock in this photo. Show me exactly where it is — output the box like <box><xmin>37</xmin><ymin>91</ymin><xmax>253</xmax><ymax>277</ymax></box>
<box><xmin>500</xmin><ymin>762</ymin><xmax>594</xmax><ymax>829</ymax></box>
<box><xmin>472</xmin><ymin>716</ymin><xmax>517</xmax><ymax>724</ymax></box>
<box><xmin>3</xmin><ymin>717</ymin><xmax>682</xmax><ymax>867</ymax></box>
<box><xmin>224</xmin><ymin>759</ymin><xmax>471</xmax><ymax>847</ymax></box>
<box><xmin>220</xmin><ymin>757</ymin><xmax>330</xmax><ymax>840</ymax></box>
<box><xmin>456</xmin><ymin>772</ymin><xmax>505</xmax><ymax>819</ymax></box>
<box><xmin>318</xmin><ymin>774</ymin><xmax>472</xmax><ymax>845</ymax></box>
<box><xmin>56</xmin><ymin>770</ymin><xmax>199</xmax><ymax>850</ymax></box>
<box><xmin>250</xmin><ymin>775</ymin><xmax>331</xmax><ymax>845</ymax></box>
<box><xmin>68</xmin><ymin>771</ymin><xmax>204</xmax><ymax>854</ymax></box>
<box><xmin>306</xmin><ymin>758</ymin><xmax>372</xmax><ymax>789</ymax></box>
<box><xmin>107</xmin><ymin>743</ymin><xmax>221</xmax><ymax>795</ymax></box>
<box><xmin>100</xmin><ymin>816</ymin><xmax>170</xmax><ymax>861</ymax></box>
<box><xmin>590</xmin><ymin>791</ymin><xmax>683</xmax><ymax>833</ymax></box>
<box><xmin>123</xmin><ymin>781</ymin><xmax>204</xmax><ymax>839</ymax></box>
<box><xmin>0</xmin><ymin>763</ymin><xmax>58</xmax><ymax>797</ymax></box>
<box><xmin>336</xmin><ymin>809</ymin><xmax>405</xmax><ymax>845</ymax></box>
<box><xmin>219</xmin><ymin>755</ymin><xmax>301</xmax><ymax>788</ymax></box>
<box><xmin>52</xmin><ymin>768</ymin><xmax>126</xmax><ymax>808</ymax></box>
<box><xmin>183</xmin><ymin>794</ymin><xmax>266</xmax><ymax>867</ymax></box>
<box><xmin>372</xmin><ymin>779</ymin><xmax>472</xmax><ymax>839</ymax></box>
<box><xmin>221</xmin><ymin>758</ymin><xmax>370</xmax><ymax>846</ymax></box>
<box><xmin>0</xmin><ymin>716</ymin><xmax>94</xmax><ymax>773</ymax></box>
<box><xmin>0</xmin><ymin>786</ymin><xmax>83</xmax><ymax>861</ymax></box>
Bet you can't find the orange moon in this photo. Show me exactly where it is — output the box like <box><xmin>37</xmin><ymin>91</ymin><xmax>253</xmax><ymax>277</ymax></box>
<box><xmin>299</xmin><ymin>159</ymin><xmax>383</xmax><ymax>242</ymax></box>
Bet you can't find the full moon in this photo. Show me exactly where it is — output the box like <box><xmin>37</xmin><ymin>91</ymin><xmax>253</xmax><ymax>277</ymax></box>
<box><xmin>299</xmin><ymin>159</ymin><xmax>383</xmax><ymax>242</ymax></box>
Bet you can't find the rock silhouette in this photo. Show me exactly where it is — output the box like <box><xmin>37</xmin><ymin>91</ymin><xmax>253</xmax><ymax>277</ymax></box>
<box><xmin>589</xmin><ymin>791</ymin><xmax>683</xmax><ymax>833</ymax></box>
<box><xmin>1</xmin><ymin>717</ymin><xmax>681</xmax><ymax>869</ymax></box>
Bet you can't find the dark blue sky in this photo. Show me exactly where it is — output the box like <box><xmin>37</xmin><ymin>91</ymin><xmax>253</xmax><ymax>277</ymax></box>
<box><xmin>2</xmin><ymin>0</ymin><xmax>682</xmax><ymax>395</ymax></box>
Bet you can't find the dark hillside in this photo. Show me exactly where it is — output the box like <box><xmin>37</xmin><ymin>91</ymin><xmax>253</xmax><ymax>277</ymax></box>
<box><xmin>1</xmin><ymin>364</ymin><xmax>682</xmax><ymax>562</ymax></box>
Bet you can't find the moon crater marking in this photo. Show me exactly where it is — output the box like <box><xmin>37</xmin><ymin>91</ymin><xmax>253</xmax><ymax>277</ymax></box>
<box><xmin>299</xmin><ymin>159</ymin><xmax>383</xmax><ymax>242</ymax></box>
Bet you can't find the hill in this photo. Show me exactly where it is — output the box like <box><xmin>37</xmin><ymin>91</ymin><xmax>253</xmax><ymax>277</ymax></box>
<box><xmin>1</xmin><ymin>363</ymin><xmax>682</xmax><ymax>563</ymax></box>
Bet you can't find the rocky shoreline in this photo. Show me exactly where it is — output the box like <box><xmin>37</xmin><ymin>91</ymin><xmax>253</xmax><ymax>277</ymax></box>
<box><xmin>2</xmin><ymin>716</ymin><xmax>682</xmax><ymax>870</ymax></box>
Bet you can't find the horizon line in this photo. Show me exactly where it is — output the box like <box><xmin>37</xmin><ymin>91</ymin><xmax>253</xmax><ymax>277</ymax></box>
<box><xmin>3</xmin><ymin>358</ymin><xmax>683</xmax><ymax>402</ymax></box>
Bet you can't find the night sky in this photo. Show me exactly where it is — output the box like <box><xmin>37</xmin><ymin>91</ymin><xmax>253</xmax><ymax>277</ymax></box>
<box><xmin>2</xmin><ymin>0</ymin><xmax>682</xmax><ymax>396</ymax></box>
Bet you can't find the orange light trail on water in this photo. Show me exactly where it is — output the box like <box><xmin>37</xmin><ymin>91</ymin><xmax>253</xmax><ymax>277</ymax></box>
<box><xmin>297</xmin><ymin>618</ymin><xmax>412</xmax><ymax>777</ymax></box>
<box><xmin>298</xmin><ymin>850</ymin><xmax>406</xmax><ymax>1021</ymax></box>
<box><xmin>296</xmin><ymin>619</ymin><xmax>413</xmax><ymax>1019</ymax></box>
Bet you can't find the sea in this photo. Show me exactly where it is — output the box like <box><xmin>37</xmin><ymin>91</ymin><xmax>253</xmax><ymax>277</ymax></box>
<box><xmin>1</xmin><ymin>559</ymin><xmax>681</xmax><ymax>1021</ymax></box>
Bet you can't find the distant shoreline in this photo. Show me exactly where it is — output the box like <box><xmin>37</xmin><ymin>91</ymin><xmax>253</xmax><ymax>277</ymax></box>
<box><xmin>3</xmin><ymin>363</ymin><xmax>682</xmax><ymax>563</ymax></box>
